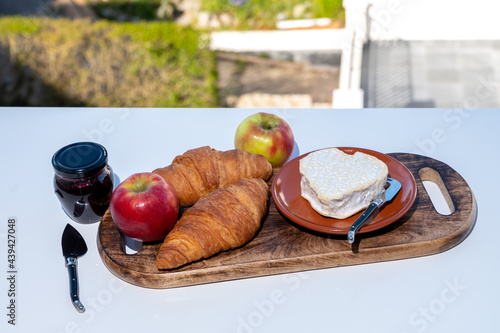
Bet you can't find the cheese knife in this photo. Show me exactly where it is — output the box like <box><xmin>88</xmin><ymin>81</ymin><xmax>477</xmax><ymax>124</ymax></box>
<box><xmin>61</xmin><ymin>223</ymin><xmax>88</xmax><ymax>313</ymax></box>
<box><xmin>348</xmin><ymin>178</ymin><xmax>402</xmax><ymax>244</ymax></box>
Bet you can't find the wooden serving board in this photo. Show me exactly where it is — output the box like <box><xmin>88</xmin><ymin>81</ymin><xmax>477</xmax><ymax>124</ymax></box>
<box><xmin>97</xmin><ymin>153</ymin><xmax>476</xmax><ymax>289</ymax></box>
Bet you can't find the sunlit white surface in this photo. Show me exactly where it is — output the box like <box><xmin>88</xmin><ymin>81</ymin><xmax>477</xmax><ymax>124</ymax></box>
<box><xmin>0</xmin><ymin>107</ymin><xmax>498</xmax><ymax>333</ymax></box>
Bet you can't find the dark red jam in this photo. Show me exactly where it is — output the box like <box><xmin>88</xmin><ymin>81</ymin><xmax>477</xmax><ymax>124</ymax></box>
<box><xmin>52</xmin><ymin>142</ymin><xmax>114</xmax><ymax>224</ymax></box>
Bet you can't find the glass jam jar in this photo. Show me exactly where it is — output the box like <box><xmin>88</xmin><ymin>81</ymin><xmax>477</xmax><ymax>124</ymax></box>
<box><xmin>52</xmin><ymin>142</ymin><xmax>114</xmax><ymax>224</ymax></box>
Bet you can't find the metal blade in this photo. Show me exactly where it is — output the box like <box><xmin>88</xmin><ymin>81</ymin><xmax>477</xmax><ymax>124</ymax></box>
<box><xmin>61</xmin><ymin>224</ymin><xmax>88</xmax><ymax>258</ymax></box>
<box><xmin>384</xmin><ymin>178</ymin><xmax>402</xmax><ymax>203</ymax></box>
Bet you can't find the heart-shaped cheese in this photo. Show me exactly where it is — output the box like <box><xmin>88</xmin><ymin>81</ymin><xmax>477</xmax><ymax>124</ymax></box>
<box><xmin>299</xmin><ymin>148</ymin><xmax>388</xmax><ymax>219</ymax></box>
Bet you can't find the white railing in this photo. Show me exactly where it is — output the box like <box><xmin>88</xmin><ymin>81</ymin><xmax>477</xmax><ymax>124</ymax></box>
<box><xmin>332</xmin><ymin>0</ymin><xmax>370</xmax><ymax>108</ymax></box>
<box><xmin>210</xmin><ymin>28</ymin><xmax>347</xmax><ymax>53</ymax></box>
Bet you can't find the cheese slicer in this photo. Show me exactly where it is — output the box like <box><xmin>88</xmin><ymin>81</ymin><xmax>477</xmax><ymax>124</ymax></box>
<box><xmin>348</xmin><ymin>178</ymin><xmax>402</xmax><ymax>243</ymax></box>
<box><xmin>61</xmin><ymin>223</ymin><xmax>88</xmax><ymax>313</ymax></box>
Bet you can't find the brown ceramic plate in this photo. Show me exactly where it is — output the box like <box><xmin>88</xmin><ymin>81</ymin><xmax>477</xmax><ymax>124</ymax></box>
<box><xmin>271</xmin><ymin>147</ymin><xmax>417</xmax><ymax>235</ymax></box>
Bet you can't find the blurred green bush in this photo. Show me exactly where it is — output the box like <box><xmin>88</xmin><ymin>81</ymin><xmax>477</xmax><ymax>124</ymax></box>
<box><xmin>0</xmin><ymin>17</ymin><xmax>218</xmax><ymax>107</ymax></box>
<box><xmin>90</xmin><ymin>0</ymin><xmax>165</xmax><ymax>21</ymax></box>
<box><xmin>201</xmin><ymin>0</ymin><xmax>345</xmax><ymax>30</ymax></box>
<box><xmin>89</xmin><ymin>0</ymin><xmax>344</xmax><ymax>30</ymax></box>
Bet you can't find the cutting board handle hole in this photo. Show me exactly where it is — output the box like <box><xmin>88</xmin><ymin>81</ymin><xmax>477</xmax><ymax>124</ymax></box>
<box><xmin>418</xmin><ymin>167</ymin><xmax>455</xmax><ymax>215</ymax></box>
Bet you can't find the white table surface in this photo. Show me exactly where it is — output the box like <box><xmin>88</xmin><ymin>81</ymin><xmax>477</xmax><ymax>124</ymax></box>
<box><xmin>1</xmin><ymin>107</ymin><xmax>498</xmax><ymax>333</ymax></box>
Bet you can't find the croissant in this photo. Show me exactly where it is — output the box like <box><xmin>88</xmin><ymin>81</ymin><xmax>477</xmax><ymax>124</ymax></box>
<box><xmin>156</xmin><ymin>178</ymin><xmax>269</xmax><ymax>270</ymax></box>
<box><xmin>153</xmin><ymin>146</ymin><xmax>272</xmax><ymax>206</ymax></box>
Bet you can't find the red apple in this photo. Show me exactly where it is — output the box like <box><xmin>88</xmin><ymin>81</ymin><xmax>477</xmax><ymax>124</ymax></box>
<box><xmin>110</xmin><ymin>172</ymin><xmax>179</xmax><ymax>242</ymax></box>
<box><xmin>234</xmin><ymin>112</ymin><xmax>294</xmax><ymax>167</ymax></box>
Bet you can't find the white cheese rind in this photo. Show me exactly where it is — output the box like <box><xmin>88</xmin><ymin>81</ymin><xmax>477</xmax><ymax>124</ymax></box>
<box><xmin>299</xmin><ymin>148</ymin><xmax>388</xmax><ymax>219</ymax></box>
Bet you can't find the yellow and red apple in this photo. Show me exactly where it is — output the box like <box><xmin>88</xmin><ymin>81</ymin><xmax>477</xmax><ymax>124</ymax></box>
<box><xmin>110</xmin><ymin>172</ymin><xmax>179</xmax><ymax>242</ymax></box>
<box><xmin>235</xmin><ymin>112</ymin><xmax>295</xmax><ymax>167</ymax></box>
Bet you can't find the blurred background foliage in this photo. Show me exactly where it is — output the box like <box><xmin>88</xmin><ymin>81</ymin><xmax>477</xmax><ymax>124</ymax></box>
<box><xmin>201</xmin><ymin>0</ymin><xmax>344</xmax><ymax>30</ymax></box>
<box><xmin>90</xmin><ymin>0</ymin><xmax>166</xmax><ymax>21</ymax></box>
<box><xmin>0</xmin><ymin>17</ymin><xmax>217</xmax><ymax>107</ymax></box>
<box><xmin>90</xmin><ymin>0</ymin><xmax>344</xmax><ymax>29</ymax></box>
<box><xmin>0</xmin><ymin>1</ymin><xmax>344</xmax><ymax>107</ymax></box>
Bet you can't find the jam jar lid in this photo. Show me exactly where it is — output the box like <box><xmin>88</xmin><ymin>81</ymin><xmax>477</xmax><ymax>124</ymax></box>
<box><xmin>52</xmin><ymin>142</ymin><xmax>109</xmax><ymax>179</ymax></box>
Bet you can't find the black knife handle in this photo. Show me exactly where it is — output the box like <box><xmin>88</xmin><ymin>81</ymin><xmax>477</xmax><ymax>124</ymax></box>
<box><xmin>348</xmin><ymin>200</ymin><xmax>382</xmax><ymax>244</ymax></box>
<box><xmin>65</xmin><ymin>257</ymin><xmax>85</xmax><ymax>313</ymax></box>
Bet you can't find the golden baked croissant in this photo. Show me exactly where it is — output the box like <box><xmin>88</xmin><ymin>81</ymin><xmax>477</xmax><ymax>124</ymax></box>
<box><xmin>156</xmin><ymin>178</ymin><xmax>269</xmax><ymax>270</ymax></box>
<box><xmin>153</xmin><ymin>146</ymin><xmax>272</xmax><ymax>206</ymax></box>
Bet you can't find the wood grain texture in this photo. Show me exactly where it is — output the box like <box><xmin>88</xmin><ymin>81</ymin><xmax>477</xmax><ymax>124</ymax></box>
<box><xmin>97</xmin><ymin>153</ymin><xmax>476</xmax><ymax>289</ymax></box>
